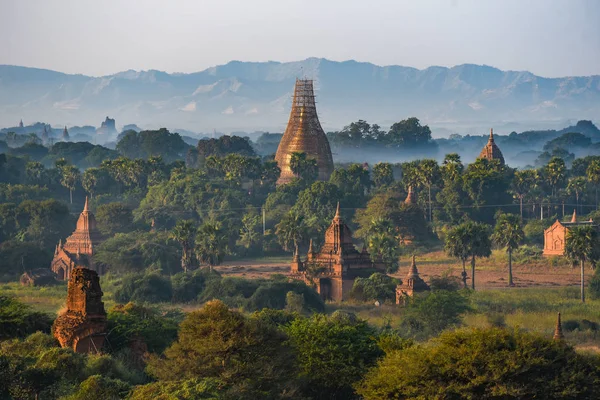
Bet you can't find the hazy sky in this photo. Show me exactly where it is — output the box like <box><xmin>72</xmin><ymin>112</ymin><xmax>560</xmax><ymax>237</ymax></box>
<box><xmin>2</xmin><ymin>0</ymin><xmax>599</xmax><ymax>77</ymax></box>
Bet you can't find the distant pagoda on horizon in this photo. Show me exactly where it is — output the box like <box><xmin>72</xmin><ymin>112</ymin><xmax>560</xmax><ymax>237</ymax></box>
<box><xmin>274</xmin><ymin>79</ymin><xmax>334</xmax><ymax>185</ymax></box>
<box><xmin>478</xmin><ymin>128</ymin><xmax>505</xmax><ymax>165</ymax></box>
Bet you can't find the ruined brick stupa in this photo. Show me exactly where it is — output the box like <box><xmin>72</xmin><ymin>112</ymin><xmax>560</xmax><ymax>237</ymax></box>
<box><xmin>274</xmin><ymin>79</ymin><xmax>334</xmax><ymax>185</ymax></box>
<box><xmin>53</xmin><ymin>267</ymin><xmax>107</xmax><ymax>353</ymax></box>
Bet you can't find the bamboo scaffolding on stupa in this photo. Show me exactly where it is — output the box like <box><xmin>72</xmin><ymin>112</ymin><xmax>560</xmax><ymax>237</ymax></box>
<box><xmin>274</xmin><ymin>79</ymin><xmax>334</xmax><ymax>185</ymax></box>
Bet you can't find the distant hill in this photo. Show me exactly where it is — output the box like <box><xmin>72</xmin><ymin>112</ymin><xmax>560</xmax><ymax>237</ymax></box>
<box><xmin>1</xmin><ymin>58</ymin><xmax>599</xmax><ymax>134</ymax></box>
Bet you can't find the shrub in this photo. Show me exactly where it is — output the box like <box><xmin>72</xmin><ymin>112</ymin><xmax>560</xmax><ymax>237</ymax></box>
<box><xmin>400</xmin><ymin>290</ymin><xmax>471</xmax><ymax>338</ymax></box>
<box><xmin>0</xmin><ymin>296</ymin><xmax>54</xmax><ymax>339</ymax></box>
<box><xmin>63</xmin><ymin>375</ymin><xmax>131</xmax><ymax>400</ymax></box>
<box><xmin>348</xmin><ymin>273</ymin><xmax>398</xmax><ymax>303</ymax></box>
<box><xmin>285</xmin><ymin>291</ymin><xmax>305</xmax><ymax>313</ymax></box>
<box><xmin>589</xmin><ymin>267</ymin><xmax>600</xmax><ymax>299</ymax></box>
<box><xmin>106</xmin><ymin>303</ymin><xmax>179</xmax><ymax>353</ymax></box>
<box><xmin>245</xmin><ymin>281</ymin><xmax>324</xmax><ymax>312</ymax></box>
<box><xmin>198</xmin><ymin>276</ymin><xmax>261</xmax><ymax>307</ymax></box>
<box><xmin>429</xmin><ymin>273</ymin><xmax>462</xmax><ymax>291</ymax></box>
<box><xmin>113</xmin><ymin>273</ymin><xmax>172</xmax><ymax>304</ymax></box>
<box><xmin>524</xmin><ymin>219</ymin><xmax>550</xmax><ymax>245</ymax></box>
<box><xmin>171</xmin><ymin>268</ymin><xmax>220</xmax><ymax>303</ymax></box>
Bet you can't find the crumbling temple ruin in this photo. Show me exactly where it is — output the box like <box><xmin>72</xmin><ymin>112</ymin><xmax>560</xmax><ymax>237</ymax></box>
<box><xmin>53</xmin><ymin>267</ymin><xmax>107</xmax><ymax>353</ymax></box>
<box><xmin>396</xmin><ymin>255</ymin><xmax>430</xmax><ymax>304</ymax></box>
<box><xmin>51</xmin><ymin>197</ymin><xmax>105</xmax><ymax>280</ymax></box>
<box><xmin>543</xmin><ymin>210</ymin><xmax>596</xmax><ymax>256</ymax></box>
<box><xmin>290</xmin><ymin>203</ymin><xmax>386</xmax><ymax>301</ymax></box>
<box><xmin>274</xmin><ymin>79</ymin><xmax>334</xmax><ymax>185</ymax></box>
<box><xmin>478</xmin><ymin>128</ymin><xmax>505</xmax><ymax>165</ymax></box>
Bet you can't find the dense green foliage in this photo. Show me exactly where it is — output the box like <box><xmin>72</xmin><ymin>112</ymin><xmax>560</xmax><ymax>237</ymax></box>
<box><xmin>356</xmin><ymin>328</ymin><xmax>600</xmax><ymax>399</ymax></box>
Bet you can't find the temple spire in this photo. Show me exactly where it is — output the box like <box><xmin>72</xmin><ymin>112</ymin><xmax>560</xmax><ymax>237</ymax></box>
<box><xmin>334</xmin><ymin>202</ymin><xmax>341</xmax><ymax>221</ymax></box>
<box><xmin>308</xmin><ymin>239</ymin><xmax>314</xmax><ymax>254</ymax></box>
<box><xmin>489</xmin><ymin>128</ymin><xmax>494</xmax><ymax>142</ymax></box>
<box><xmin>405</xmin><ymin>186</ymin><xmax>416</xmax><ymax>204</ymax></box>
<box><xmin>553</xmin><ymin>312</ymin><xmax>564</xmax><ymax>341</ymax></box>
<box><xmin>571</xmin><ymin>209</ymin><xmax>577</xmax><ymax>223</ymax></box>
<box><xmin>83</xmin><ymin>196</ymin><xmax>89</xmax><ymax>212</ymax></box>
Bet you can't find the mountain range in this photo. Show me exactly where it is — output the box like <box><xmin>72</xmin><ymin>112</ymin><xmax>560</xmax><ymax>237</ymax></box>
<box><xmin>1</xmin><ymin>58</ymin><xmax>599</xmax><ymax>136</ymax></box>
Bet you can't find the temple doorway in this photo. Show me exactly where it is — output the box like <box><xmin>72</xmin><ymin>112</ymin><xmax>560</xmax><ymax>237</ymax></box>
<box><xmin>319</xmin><ymin>278</ymin><xmax>332</xmax><ymax>301</ymax></box>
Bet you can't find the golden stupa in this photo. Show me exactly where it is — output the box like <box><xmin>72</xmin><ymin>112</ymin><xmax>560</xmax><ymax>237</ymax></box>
<box><xmin>274</xmin><ymin>79</ymin><xmax>334</xmax><ymax>185</ymax></box>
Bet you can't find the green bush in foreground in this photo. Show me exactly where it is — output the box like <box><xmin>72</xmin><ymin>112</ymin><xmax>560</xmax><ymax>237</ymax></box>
<box><xmin>285</xmin><ymin>312</ymin><xmax>383</xmax><ymax>400</ymax></box>
<box><xmin>0</xmin><ymin>295</ymin><xmax>54</xmax><ymax>339</ymax></box>
<box><xmin>356</xmin><ymin>328</ymin><xmax>600</xmax><ymax>400</ymax></box>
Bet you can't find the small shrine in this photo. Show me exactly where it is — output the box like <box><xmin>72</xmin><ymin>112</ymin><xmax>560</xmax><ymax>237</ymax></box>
<box><xmin>396</xmin><ymin>255</ymin><xmax>430</xmax><ymax>304</ymax></box>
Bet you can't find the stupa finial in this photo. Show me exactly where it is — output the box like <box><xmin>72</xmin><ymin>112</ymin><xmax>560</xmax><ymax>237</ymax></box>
<box><xmin>553</xmin><ymin>312</ymin><xmax>565</xmax><ymax>341</ymax></box>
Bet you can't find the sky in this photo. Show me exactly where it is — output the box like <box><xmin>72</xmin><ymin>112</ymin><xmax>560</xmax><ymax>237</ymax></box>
<box><xmin>1</xmin><ymin>0</ymin><xmax>600</xmax><ymax>78</ymax></box>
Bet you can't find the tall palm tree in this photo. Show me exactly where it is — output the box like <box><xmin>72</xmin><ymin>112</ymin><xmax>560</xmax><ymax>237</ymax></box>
<box><xmin>418</xmin><ymin>159</ymin><xmax>440</xmax><ymax>222</ymax></box>
<box><xmin>544</xmin><ymin>157</ymin><xmax>566</xmax><ymax>197</ymax></box>
<box><xmin>275</xmin><ymin>210</ymin><xmax>307</xmax><ymax>252</ymax></box>
<box><xmin>492</xmin><ymin>213</ymin><xmax>524</xmax><ymax>287</ymax></box>
<box><xmin>512</xmin><ymin>169</ymin><xmax>536</xmax><ymax>220</ymax></box>
<box><xmin>445</xmin><ymin>221</ymin><xmax>491</xmax><ymax>290</ymax></box>
<box><xmin>170</xmin><ymin>219</ymin><xmax>196</xmax><ymax>273</ymax></box>
<box><xmin>60</xmin><ymin>165</ymin><xmax>81</xmax><ymax>204</ymax></box>
<box><xmin>565</xmin><ymin>226</ymin><xmax>599</xmax><ymax>303</ymax></box>
<box><xmin>195</xmin><ymin>221</ymin><xmax>228</xmax><ymax>271</ymax></box>
<box><xmin>567</xmin><ymin>177</ymin><xmax>587</xmax><ymax>215</ymax></box>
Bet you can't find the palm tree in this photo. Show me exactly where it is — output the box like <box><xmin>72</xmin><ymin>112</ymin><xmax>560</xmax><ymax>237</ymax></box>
<box><xmin>565</xmin><ymin>226</ymin><xmax>599</xmax><ymax>303</ymax></box>
<box><xmin>492</xmin><ymin>213</ymin><xmax>524</xmax><ymax>287</ymax></box>
<box><xmin>445</xmin><ymin>223</ymin><xmax>472</xmax><ymax>288</ymax></box>
<box><xmin>60</xmin><ymin>165</ymin><xmax>81</xmax><ymax>204</ymax></box>
<box><xmin>512</xmin><ymin>169</ymin><xmax>536</xmax><ymax>219</ymax></box>
<box><xmin>445</xmin><ymin>221</ymin><xmax>491</xmax><ymax>290</ymax></box>
<box><xmin>275</xmin><ymin>210</ymin><xmax>307</xmax><ymax>252</ymax></box>
<box><xmin>544</xmin><ymin>157</ymin><xmax>566</xmax><ymax>197</ymax></box>
<box><xmin>195</xmin><ymin>221</ymin><xmax>228</xmax><ymax>271</ymax></box>
<box><xmin>567</xmin><ymin>177</ymin><xmax>587</xmax><ymax>215</ymax></box>
<box><xmin>290</xmin><ymin>152</ymin><xmax>318</xmax><ymax>182</ymax></box>
<box><xmin>586</xmin><ymin>159</ymin><xmax>600</xmax><ymax>209</ymax></box>
<box><xmin>170</xmin><ymin>219</ymin><xmax>196</xmax><ymax>272</ymax></box>
<box><xmin>418</xmin><ymin>159</ymin><xmax>440</xmax><ymax>222</ymax></box>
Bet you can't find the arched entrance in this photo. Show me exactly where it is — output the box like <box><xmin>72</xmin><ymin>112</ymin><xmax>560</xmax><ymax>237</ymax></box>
<box><xmin>56</xmin><ymin>267</ymin><xmax>65</xmax><ymax>280</ymax></box>
<box><xmin>318</xmin><ymin>278</ymin><xmax>332</xmax><ymax>301</ymax></box>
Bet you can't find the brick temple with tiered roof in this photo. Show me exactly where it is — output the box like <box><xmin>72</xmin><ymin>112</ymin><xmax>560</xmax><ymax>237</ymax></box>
<box><xmin>51</xmin><ymin>197</ymin><xmax>105</xmax><ymax>280</ymax></box>
<box><xmin>290</xmin><ymin>203</ymin><xmax>386</xmax><ymax>301</ymax></box>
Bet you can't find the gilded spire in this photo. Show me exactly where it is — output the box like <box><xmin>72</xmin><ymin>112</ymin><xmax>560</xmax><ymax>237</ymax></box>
<box><xmin>571</xmin><ymin>209</ymin><xmax>577</xmax><ymax>223</ymax></box>
<box><xmin>308</xmin><ymin>238</ymin><xmax>314</xmax><ymax>254</ymax></box>
<box><xmin>553</xmin><ymin>312</ymin><xmax>564</xmax><ymax>341</ymax></box>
